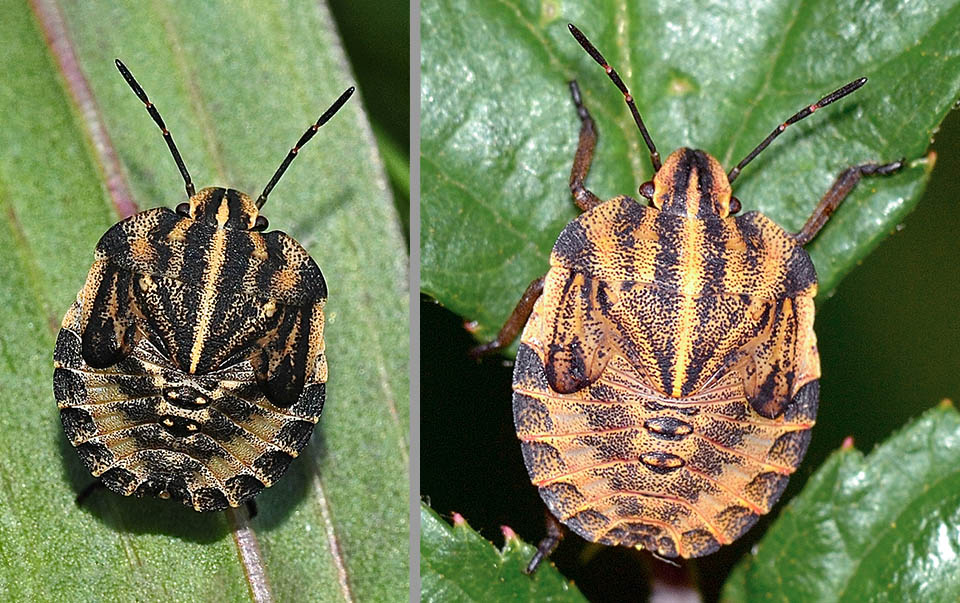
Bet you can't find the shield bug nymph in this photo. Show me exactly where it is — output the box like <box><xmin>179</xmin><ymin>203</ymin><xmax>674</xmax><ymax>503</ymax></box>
<box><xmin>54</xmin><ymin>59</ymin><xmax>352</xmax><ymax>511</ymax></box>
<box><xmin>472</xmin><ymin>24</ymin><xmax>904</xmax><ymax>566</ymax></box>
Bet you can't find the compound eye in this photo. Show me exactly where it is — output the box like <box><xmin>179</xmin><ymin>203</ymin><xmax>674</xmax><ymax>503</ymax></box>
<box><xmin>252</xmin><ymin>215</ymin><xmax>269</xmax><ymax>231</ymax></box>
<box><xmin>175</xmin><ymin>202</ymin><xmax>191</xmax><ymax>217</ymax></box>
<box><xmin>639</xmin><ymin>180</ymin><xmax>655</xmax><ymax>200</ymax></box>
<box><xmin>729</xmin><ymin>196</ymin><xmax>742</xmax><ymax>215</ymax></box>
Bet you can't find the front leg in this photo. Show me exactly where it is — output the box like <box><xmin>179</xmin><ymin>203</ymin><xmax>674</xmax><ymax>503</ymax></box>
<box><xmin>793</xmin><ymin>159</ymin><xmax>904</xmax><ymax>245</ymax></box>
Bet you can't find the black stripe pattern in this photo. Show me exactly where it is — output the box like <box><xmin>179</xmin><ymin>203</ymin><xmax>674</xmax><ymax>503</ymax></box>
<box><xmin>55</xmin><ymin>186</ymin><xmax>328</xmax><ymax>511</ymax></box>
<box><xmin>514</xmin><ymin>147</ymin><xmax>821</xmax><ymax>557</ymax></box>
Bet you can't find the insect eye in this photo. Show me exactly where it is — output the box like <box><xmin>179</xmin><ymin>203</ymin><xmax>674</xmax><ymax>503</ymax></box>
<box><xmin>639</xmin><ymin>180</ymin><xmax>655</xmax><ymax>200</ymax></box>
<box><xmin>252</xmin><ymin>215</ymin><xmax>269</xmax><ymax>231</ymax></box>
<box><xmin>175</xmin><ymin>202</ymin><xmax>191</xmax><ymax>217</ymax></box>
<box><xmin>729</xmin><ymin>196</ymin><xmax>742</xmax><ymax>215</ymax></box>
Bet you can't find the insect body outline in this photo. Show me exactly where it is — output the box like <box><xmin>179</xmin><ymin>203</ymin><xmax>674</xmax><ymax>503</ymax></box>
<box><xmin>54</xmin><ymin>59</ymin><xmax>353</xmax><ymax>511</ymax></box>
<box><xmin>472</xmin><ymin>24</ymin><xmax>903</xmax><ymax>565</ymax></box>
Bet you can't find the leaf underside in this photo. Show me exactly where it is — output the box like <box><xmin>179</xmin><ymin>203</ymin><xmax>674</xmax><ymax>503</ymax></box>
<box><xmin>0</xmin><ymin>1</ymin><xmax>407</xmax><ymax>600</ymax></box>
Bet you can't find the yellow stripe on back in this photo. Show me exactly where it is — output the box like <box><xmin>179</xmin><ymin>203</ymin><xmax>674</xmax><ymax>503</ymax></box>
<box><xmin>672</xmin><ymin>170</ymin><xmax>705</xmax><ymax>397</ymax></box>
<box><xmin>188</xmin><ymin>197</ymin><xmax>230</xmax><ymax>373</ymax></box>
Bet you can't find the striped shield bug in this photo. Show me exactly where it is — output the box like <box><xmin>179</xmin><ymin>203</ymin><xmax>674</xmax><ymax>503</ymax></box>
<box><xmin>471</xmin><ymin>24</ymin><xmax>904</xmax><ymax>567</ymax></box>
<box><xmin>54</xmin><ymin>59</ymin><xmax>352</xmax><ymax>511</ymax></box>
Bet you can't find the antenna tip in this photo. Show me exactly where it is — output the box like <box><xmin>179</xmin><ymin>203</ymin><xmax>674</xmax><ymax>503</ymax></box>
<box><xmin>115</xmin><ymin>58</ymin><xmax>124</xmax><ymax>70</ymax></box>
<box><xmin>567</xmin><ymin>24</ymin><xmax>595</xmax><ymax>56</ymax></box>
<box><xmin>336</xmin><ymin>86</ymin><xmax>355</xmax><ymax>104</ymax></box>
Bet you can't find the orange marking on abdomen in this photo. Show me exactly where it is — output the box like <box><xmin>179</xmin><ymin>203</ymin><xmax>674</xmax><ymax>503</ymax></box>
<box><xmin>682</xmin><ymin>464</ymin><xmax>765</xmax><ymax>515</ymax></box>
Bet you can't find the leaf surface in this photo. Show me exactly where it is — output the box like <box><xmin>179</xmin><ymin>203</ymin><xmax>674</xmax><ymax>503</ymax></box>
<box><xmin>420</xmin><ymin>504</ymin><xmax>587</xmax><ymax>602</ymax></box>
<box><xmin>421</xmin><ymin>0</ymin><xmax>959</xmax><ymax>341</ymax></box>
<box><xmin>0</xmin><ymin>1</ymin><xmax>407</xmax><ymax>600</ymax></box>
<box><xmin>723</xmin><ymin>402</ymin><xmax>960</xmax><ymax>602</ymax></box>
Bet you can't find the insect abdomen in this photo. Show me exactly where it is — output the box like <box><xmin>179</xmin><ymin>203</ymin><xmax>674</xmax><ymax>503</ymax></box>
<box><xmin>515</xmin><ymin>196</ymin><xmax>820</xmax><ymax>557</ymax></box>
<box><xmin>513</xmin><ymin>305</ymin><xmax>818</xmax><ymax>558</ymax></box>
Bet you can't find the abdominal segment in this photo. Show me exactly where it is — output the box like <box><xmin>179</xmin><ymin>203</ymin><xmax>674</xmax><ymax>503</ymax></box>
<box><xmin>54</xmin><ymin>297</ymin><xmax>325</xmax><ymax>511</ymax></box>
<box><xmin>512</xmin><ymin>298</ymin><xmax>817</xmax><ymax>558</ymax></box>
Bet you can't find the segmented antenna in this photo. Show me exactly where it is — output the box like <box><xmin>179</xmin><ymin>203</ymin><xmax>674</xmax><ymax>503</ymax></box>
<box><xmin>115</xmin><ymin>59</ymin><xmax>195</xmax><ymax>199</ymax></box>
<box><xmin>568</xmin><ymin>24</ymin><xmax>661</xmax><ymax>172</ymax></box>
<box><xmin>257</xmin><ymin>86</ymin><xmax>355</xmax><ymax>209</ymax></box>
<box><xmin>727</xmin><ymin>78</ymin><xmax>868</xmax><ymax>183</ymax></box>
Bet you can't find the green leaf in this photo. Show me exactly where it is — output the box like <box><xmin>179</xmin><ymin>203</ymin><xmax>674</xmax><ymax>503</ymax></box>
<box><xmin>420</xmin><ymin>504</ymin><xmax>587</xmax><ymax>602</ymax></box>
<box><xmin>0</xmin><ymin>1</ymin><xmax>407</xmax><ymax>600</ymax></box>
<box><xmin>328</xmin><ymin>0</ymin><xmax>410</xmax><ymax>231</ymax></box>
<box><xmin>421</xmin><ymin>0</ymin><xmax>959</xmax><ymax>342</ymax></box>
<box><xmin>722</xmin><ymin>401</ymin><xmax>960</xmax><ymax>602</ymax></box>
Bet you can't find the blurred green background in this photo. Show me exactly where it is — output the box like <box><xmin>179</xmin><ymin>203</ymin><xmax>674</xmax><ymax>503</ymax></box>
<box><xmin>330</xmin><ymin>0</ymin><xmax>409</xmax><ymax>229</ymax></box>
<box><xmin>420</xmin><ymin>103</ymin><xmax>960</xmax><ymax>600</ymax></box>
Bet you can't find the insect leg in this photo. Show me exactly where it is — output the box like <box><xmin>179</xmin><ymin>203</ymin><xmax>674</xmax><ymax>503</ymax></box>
<box><xmin>468</xmin><ymin>276</ymin><xmax>545</xmax><ymax>359</ymax></box>
<box><xmin>524</xmin><ymin>511</ymin><xmax>566</xmax><ymax>574</ymax></box>
<box><xmin>793</xmin><ymin>159</ymin><xmax>904</xmax><ymax>245</ymax></box>
<box><xmin>568</xmin><ymin>81</ymin><xmax>603</xmax><ymax>212</ymax></box>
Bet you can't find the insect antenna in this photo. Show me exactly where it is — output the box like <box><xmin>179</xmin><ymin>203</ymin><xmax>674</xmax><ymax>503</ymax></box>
<box><xmin>727</xmin><ymin>77</ymin><xmax>868</xmax><ymax>184</ymax></box>
<box><xmin>568</xmin><ymin>24</ymin><xmax>661</xmax><ymax>172</ymax></box>
<box><xmin>257</xmin><ymin>86</ymin><xmax>355</xmax><ymax>209</ymax></box>
<box><xmin>115</xmin><ymin>59</ymin><xmax>195</xmax><ymax>199</ymax></box>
